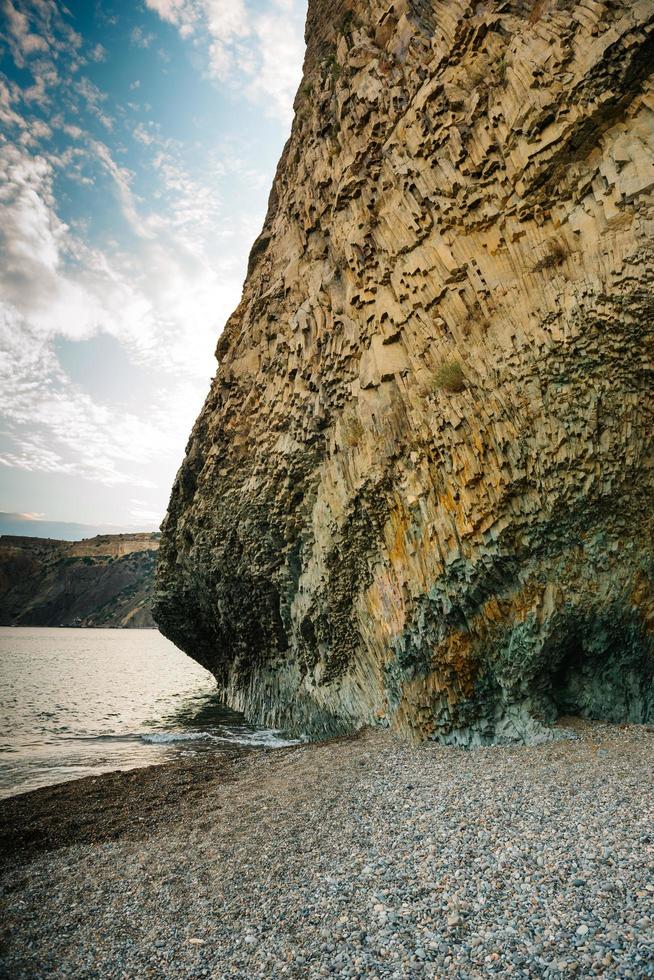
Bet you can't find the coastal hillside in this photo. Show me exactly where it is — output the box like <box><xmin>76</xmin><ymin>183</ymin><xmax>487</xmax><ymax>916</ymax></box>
<box><xmin>155</xmin><ymin>0</ymin><xmax>654</xmax><ymax>742</ymax></box>
<box><xmin>0</xmin><ymin>533</ymin><xmax>160</xmax><ymax>628</ymax></box>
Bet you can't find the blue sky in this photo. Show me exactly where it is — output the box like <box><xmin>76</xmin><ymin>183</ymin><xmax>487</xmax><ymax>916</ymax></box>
<box><xmin>0</xmin><ymin>0</ymin><xmax>306</xmax><ymax>532</ymax></box>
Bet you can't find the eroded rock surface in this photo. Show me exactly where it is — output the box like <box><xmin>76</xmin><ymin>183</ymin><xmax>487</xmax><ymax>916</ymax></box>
<box><xmin>155</xmin><ymin>0</ymin><xmax>654</xmax><ymax>742</ymax></box>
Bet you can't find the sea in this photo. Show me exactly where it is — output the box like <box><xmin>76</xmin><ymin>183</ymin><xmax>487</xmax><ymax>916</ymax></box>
<box><xmin>0</xmin><ymin>627</ymin><xmax>297</xmax><ymax>800</ymax></box>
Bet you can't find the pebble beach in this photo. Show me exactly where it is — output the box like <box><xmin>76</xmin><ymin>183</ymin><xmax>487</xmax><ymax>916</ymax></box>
<box><xmin>1</xmin><ymin>719</ymin><xmax>653</xmax><ymax>979</ymax></box>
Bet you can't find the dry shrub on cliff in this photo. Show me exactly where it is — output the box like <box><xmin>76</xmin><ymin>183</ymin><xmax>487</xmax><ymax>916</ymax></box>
<box><xmin>341</xmin><ymin>414</ymin><xmax>364</xmax><ymax>448</ymax></box>
<box><xmin>463</xmin><ymin>302</ymin><xmax>491</xmax><ymax>338</ymax></box>
<box><xmin>325</xmin><ymin>53</ymin><xmax>342</xmax><ymax>82</ymax></box>
<box><xmin>433</xmin><ymin>360</ymin><xmax>466</xmax><ymax>393</ymax></box>
<box><xmin>532</xmin><ymin>239</ymin><xmax>568</xmax><ymax>273</ymax></box>
<box><xmin>466</xmin><ymin>61</ymin><xmax>487</xmax><ymax>88</ymax></box>
<box><xmin>494</xmin><ymin>57</ymin><xmax>508</xmax><ymax>83</ymax></box>
<box><xmin>339</xmin><ymin>11</ymin><xmax>361</xmax><ymax>34</ymax></box>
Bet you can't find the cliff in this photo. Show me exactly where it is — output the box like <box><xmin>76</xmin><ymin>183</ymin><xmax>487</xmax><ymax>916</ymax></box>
<box><xmin>155</xmin><ymin>0</ymin><xmax>654</xmax><ymax>743</ymax></box>
<box><xmin>0</xmin><ymin>533</ymin><xmax>160</xmax><ymax>628</ymax></box>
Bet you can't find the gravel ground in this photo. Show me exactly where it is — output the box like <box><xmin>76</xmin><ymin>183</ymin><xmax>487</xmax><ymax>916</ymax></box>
<box><xmin>1</xmin><ymin>719</ymin><xmax>653</xmax><ymax>979</ymax></box>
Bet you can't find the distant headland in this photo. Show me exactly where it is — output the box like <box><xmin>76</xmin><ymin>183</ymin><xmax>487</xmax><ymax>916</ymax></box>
<box><xmin>0</xmin><ymin>533</ymin><xmax>160</xmax><ymax>628</ymax></box>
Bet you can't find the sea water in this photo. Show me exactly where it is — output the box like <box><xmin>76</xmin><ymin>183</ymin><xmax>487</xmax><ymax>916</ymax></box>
<box><xmin>0</xmin><ymin>627</ymin><xmax>296</xmax><ymax>799</ymax></box>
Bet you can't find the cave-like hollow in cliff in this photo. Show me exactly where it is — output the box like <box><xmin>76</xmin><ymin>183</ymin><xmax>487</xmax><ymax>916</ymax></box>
<box><xmin>534</xmin><ymin>623</ymin><xmax>653</xmax><ymax>727</ymax></box>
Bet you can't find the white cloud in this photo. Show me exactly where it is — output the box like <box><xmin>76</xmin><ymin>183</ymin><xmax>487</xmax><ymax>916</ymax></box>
<box><xmin>62</xmin><ymin>122</ymin><xmax>83</xmax><ymax>139</ymax></box>
<box><xmin>0</xmin><ymin>296</ymin><xmax>207</xmax><ymax>488</ymax></box>
<box><xmin>144</xmin><ymin>0</ymin><xmax>191</xmax><ymax>25</ymax></box>
<box><xmin>2</xmin><ymin>0</ymin><xmax>49</xmax><ymax>59</ymax></box>
<box><xmin>133</xmin><ymin>121</ymin><xmax>155</xmax><ymax>145</ymax></box>
<box><xmin>0</xmin><ymin>0</ymin><xmax>305</xmax><ymax>518</ymax></box>
<box><xmin>130</xmin><ymin>26</ymin><xmax>156</xmax><ymax>48</ymax></box>
<box><xmin>0</xmin><ymin>133</ymin><xmax>245</xmax><ymax>491</ymax></box>
<box><xmin>75</xmin><ymin>77</ymin><xmax>113</xmax><ymax>130</ymax></box>
<box><xmin>0</xmin><ymin>440</ymin><xmax>77</xmax><ymax>478</ymax></box>
<box><xmin>205</xmin><ymin>0</ymin><xmax>249</xmax><ymax>41</ymax></box>
<box><xmin>145</xmin><ymin>0</ymin><xmax>305</xmax><ymax>122</ymax></box>
<box><xmin>0</xmin><ymin>78</ymin><xmax>26</xmax><ymax>129</ymax></box>
<box><xmin>90</xmin><ymin>139</ymin><xmax>148</xmax><ymax>236</ymax></box>
<box><xmin>89</xmin><ymin>42</ymin><xmax>106</xmax><ymax>62</ymax></box>
<box><xmin>0</xmin><ymin>144</ymin><xmax>65</xmax><ymax>317</ymax></box>
<box><xmin>245</xmin><ymin>5</ymin><xmax>305</xmax><ymax>121</ymax></box>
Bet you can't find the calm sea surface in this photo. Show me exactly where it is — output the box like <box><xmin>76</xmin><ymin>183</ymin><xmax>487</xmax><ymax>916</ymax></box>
<box><xmin>0</xmin><ymin>627</ymin><xmax>296</xmax><ymax>800</ymax></box>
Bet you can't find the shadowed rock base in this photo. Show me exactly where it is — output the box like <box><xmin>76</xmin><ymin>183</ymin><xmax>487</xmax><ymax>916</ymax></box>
<box><xmin>154</xmin><ymin>0</ymin><xmax>654</xmax><ymax>743</ymax></box>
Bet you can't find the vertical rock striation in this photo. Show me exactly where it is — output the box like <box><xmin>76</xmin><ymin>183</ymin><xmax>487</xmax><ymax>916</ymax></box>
<box><xmin>155</xmin><ymin>0</ymin><xmax>654</xmax><ymax>742</ymax></box>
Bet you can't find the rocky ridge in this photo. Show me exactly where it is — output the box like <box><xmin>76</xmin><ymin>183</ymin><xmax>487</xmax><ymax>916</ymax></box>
<box><xmin>0</xmin><ymin>533</ymin><xmax>160</xmax><ymax>628</ymax></box>
<box><xmin>155</xmin><ymin>0</ymin><xmax>654</xmax><ymax>742</ymax></box>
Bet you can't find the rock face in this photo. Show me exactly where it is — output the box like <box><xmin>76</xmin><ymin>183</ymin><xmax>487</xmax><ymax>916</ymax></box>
<box><xmin>155</xmin><ymin>0</ymin><xmax>654</xmax><ymax>742</ymax></box>
<box><xmin>0</xmin><ymin>534</ymin><xmax>160</xmax><ymax>628</ymax></box>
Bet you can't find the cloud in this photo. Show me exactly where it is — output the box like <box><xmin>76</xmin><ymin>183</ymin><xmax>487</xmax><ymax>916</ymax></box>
<box><xmin>0</xmin><ymin>144</ymin><xmax>65</xmax><ymax>318</ymax></box>
<box><xmin>90</xmin><ymin>139</ymin><xmax>148</xmax><ymax>236</ymax></box>
<box><xmin>143</xmin><ymin>0</ymin><xmax>190</xmax><ymax>25</ymax></box>
<box><xmin>205</xmin><ymin>0</ymin><xmax>249</xmax><ymax>40</ymax></box>
<box><xmin>0</xmin><ymin>0</ymin><xmax>306</xmax><ymax>519</ymax></box>
<box><xmin>0</xmin><ymin>296</ymin><xmax>206</xmax><ymax>488</ymax></box>
<box><xmin>2</xmin><ymin>0</ymin><xmax>50</xmax><ymax>60</ymax></box>
<box><xmin>0</xmin><ymin>131</ymin><xmax>245</xmax><ymax>492</ymax></box>
<box><xmin>133</xmin><ymin>121</ymin><xmax>155</xmax><ymax>145</ymax></box>
<box><xmin>1</xmin><ymin>127</ymin><xmax>249</xmax><ymax>365</ymax></box>
<box><xmin>89</xmin><ymin>42</ymin><xmax>107</xmax><ymax>62</ymax></box>
<box><xmin>130</xmin><ymin>26</ymin><xmax>156</xmax><ymax>48</ymax></box>
<box><xmin>245</xmin><ymin>5</ymin><xmax>306</xmax><ymax>121</ymax></box>
<box><xmin>0</xmin><ymin>440</ymin><xmax>77</xmax><ymax>478</ymax></box>
<box><xmin>75</xmin><ymin>77</ymin><xmax>113</xmax><ymax>129</ymax></box>
<box><xmin>145</xmin><ymin>0</ymin><xmax>305</xmax><ymax>122</ymax></box>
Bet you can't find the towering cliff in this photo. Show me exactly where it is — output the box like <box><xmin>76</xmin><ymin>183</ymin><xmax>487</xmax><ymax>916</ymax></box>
<box><xmin>155</xmin><ymin>0</ymin><xmax>654</xmax><ymax>742</ymax></box>
<box><xmin>0</xmin><ymin>534</ymin><xmax>160</xmax><ymax>628</ymax></box>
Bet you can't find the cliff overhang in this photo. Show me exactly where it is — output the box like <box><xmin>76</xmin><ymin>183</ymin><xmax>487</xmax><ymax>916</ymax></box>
<box><xmin>155</xmin><ymin>0</ymin><xmax>654</xmax><ymax>743</ymax></box>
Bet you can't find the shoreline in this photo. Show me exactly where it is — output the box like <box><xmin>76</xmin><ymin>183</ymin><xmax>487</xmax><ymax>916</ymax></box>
<box><xmin>0</xmin><ymin>745</ymin><xmax>263</xmax><ymax>866</ymax></box>
<box><xmin>2</xmin><ymin>720</ymin><xmax>653</xmax><ymax>978</ymax></box>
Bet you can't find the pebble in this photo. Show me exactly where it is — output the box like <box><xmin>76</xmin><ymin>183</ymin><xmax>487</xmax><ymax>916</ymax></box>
<box><xmin>1</xmin><ymin>720</ymin><xmax>653</xmax><ymax>979</ymax></box>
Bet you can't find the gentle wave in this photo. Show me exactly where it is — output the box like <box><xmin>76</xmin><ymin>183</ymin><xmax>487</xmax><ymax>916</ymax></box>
<box><xmin>140</xmin><ymin>731</ymin><xmax>212</xmax><ymax>744</ymax></box>
<box><xmin>140</xmin><ymin>730</ymin><xmax>299</xmax><ymax>748</ymax></box>
<box><xmin>12</xmin><ymin>729</ymin><xmax>300</xmax><ymax>748</ymax></box>
<box><xmin>0</xmin><ymin>627</ymin><xmax>300</xmax><ymax>799</ymax></box>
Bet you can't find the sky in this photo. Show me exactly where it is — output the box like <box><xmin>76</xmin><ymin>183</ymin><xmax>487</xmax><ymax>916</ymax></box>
<box><xmin>0</xmin><ymin>0</ymin><xmax>307</xmax><ymax>535</ymax></box>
